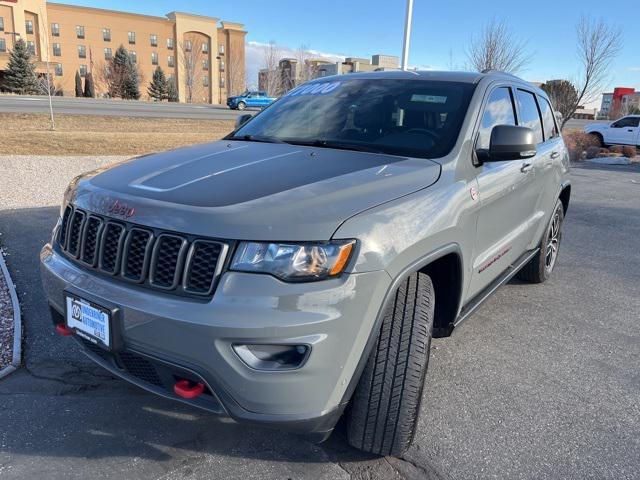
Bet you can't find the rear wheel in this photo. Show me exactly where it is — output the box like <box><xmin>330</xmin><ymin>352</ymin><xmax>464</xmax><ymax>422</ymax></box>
<box><xmin>590</xmin><ymin>132</ymin><xmax>604</xmax><ymax>147</ymax></box>
<box><xmin>517</xmin><ymin>199</ymin><xmax>564</xmax><ymax>283</ymax></box>
<box><xmin>346</xmin><ymin>271</ymin><xmax>435</xmax><ymax>456</ymax></box>
<box><xmin>237</xmin><ymin>101</ymin><xmax>246</xmax><ymax>111</ymax></box>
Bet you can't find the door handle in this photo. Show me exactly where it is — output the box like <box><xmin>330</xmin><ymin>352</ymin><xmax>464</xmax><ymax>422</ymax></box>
<box><xmin>520</xmin><ymin>161</ymin><xmax>533</xmax><ymax>173</ymax></box>
<box><xmin>550</xmin><ymin>151</ymin><xmax>560</xmax><ymax>159</ymax></box>
<box><xmin>628</xmin><ymin>129</ymin><xmax>634</xmax><ymax>132</ymax></box>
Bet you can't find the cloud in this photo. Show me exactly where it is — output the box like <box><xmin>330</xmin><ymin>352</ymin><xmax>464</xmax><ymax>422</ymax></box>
<box><xmin>244</xmin><ymin>41</ymin><xmax>346</xmax><ymax>88</ymax></box>
<box><xmin>627</xmin><ymin>67</ymin><xmax>640</xmax><ymax>72</ymax></box>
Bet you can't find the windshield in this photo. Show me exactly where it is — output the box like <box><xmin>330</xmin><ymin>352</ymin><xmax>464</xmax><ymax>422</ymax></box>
<box><xmin>231</xmin><ymin>79</ymin><xmax>476</xmax><ymax>159</ymax></box>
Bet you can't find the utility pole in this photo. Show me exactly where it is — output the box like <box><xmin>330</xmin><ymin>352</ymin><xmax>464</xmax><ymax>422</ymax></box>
<box><xmin>401</xmin><ymin>0</ymin><xmax>414</xmax><ymax>70</ymax></box>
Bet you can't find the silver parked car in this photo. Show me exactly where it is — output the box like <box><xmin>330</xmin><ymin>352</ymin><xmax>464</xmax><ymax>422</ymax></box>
<box><xmin>40</xmin><ymin>70</ymin><xmax>570</xmax><ymax>456</ymax></box>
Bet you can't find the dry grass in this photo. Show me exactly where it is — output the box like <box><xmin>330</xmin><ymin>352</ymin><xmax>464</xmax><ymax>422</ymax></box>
<box><xmin>0</xmin><ymin>114</ymin><xmax>235</xmax><ymax>155</ymax></box>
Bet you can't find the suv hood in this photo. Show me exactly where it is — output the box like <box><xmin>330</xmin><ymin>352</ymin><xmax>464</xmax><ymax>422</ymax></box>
<box><xmin>70</xmin><ymin>140</ymin><xmax>441</xmax><ymax>241</ymax></box>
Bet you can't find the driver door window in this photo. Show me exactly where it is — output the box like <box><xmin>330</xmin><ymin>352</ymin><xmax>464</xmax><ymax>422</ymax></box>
<box><xmin>477</xmin><ymin>87</ymin><xmax>517</xmax><ymax>150</ymax></box>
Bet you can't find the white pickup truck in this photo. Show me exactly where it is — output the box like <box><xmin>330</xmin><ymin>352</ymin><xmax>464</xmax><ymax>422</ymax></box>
<box><xmin>585</xmin><ymin>115</ymin><xmax>640</xmax><ymax>147</ymax></box>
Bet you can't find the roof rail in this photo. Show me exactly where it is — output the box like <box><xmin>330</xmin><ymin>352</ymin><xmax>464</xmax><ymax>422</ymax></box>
<box><xmin>480</xmin><ymin>69</ymin><xmax>522</xmax><ymax>80</ymax></box>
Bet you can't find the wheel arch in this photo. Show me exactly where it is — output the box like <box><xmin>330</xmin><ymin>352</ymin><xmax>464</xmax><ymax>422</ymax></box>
<box><xmin>559</xmin><ymin>181</ymin><xmax>571</xmax><ymax>214</ymax></box>
<box><xmin>339</xmin><ymin>243</ymin><xmax>464</xmax><ymax>406</ymax></box>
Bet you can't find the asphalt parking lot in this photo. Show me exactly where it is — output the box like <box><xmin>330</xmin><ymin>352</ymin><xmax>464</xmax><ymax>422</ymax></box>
<box><xmin>0</xmin><ymin>156</ymin><xmax>638</xmax><ymax>479</ymax></box>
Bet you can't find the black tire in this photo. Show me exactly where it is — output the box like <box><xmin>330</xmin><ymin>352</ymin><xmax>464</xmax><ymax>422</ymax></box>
<box><xmin>517</xmin><ymin>199</ymin><xmax>564</xmax><ymax>283</ymax></box>
<box><xmin>590</xmin><ymin>132</ymin><xmax>604</xmax><ymax>147</ymax></box>
<box><xmin>237</xmin><ymin>101</ymin><xmax>246</xmax><ymax>111</ymax></box>
<box><xmin>346</xmin><ymin>272</ymin><xmax>435</xmax><ymax>456</ymax></box>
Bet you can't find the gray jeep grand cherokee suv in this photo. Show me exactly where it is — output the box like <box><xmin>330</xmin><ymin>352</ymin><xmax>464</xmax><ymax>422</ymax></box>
<box><xmin>40</xmin><ymin>70</ymin><xmax>570</xmax><ymax>456</ymax></box>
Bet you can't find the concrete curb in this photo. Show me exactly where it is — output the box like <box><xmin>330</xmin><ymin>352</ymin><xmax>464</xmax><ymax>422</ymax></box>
<box><xmin>0</xmin><ymin>249</ymin><xmax>22</xmax><ymax>379</ymax></box>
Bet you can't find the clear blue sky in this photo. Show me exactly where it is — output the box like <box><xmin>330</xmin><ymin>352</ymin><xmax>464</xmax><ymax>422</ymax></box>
<box><xmin>62</xmin><ymin>0</ymin><xmax>639</xmax><ymax>95</ymax></box>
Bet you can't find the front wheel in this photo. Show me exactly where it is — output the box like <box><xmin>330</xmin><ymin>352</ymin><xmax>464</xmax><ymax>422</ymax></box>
<box><xmin>346</xmin><ymin>271</ymin><xmax>435</xmax><ymax>456</ymax></box>
<box><xmin>237</xmin><ymin>101</ymin><xmax>246</xmax><ymax>111</ymax></box>
<box><xmin>517</xmin><ymin>199</ymin><xmax>564</xmax><ymax>283</ymax></box>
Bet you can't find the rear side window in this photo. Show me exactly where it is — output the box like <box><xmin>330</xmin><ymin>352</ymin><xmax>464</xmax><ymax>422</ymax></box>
<box><xmin>612</xmin><ymin>117</ymin><xmax>640</xmax><ymax>128</ymax></box>
<box><xmin>539</xmin><ymin>96</ymin><xmax>559</xmax><ymax>140</ymax></box>
<box><xmin>477</xmin><ymin>87</ymin><xmax>517</xmax><ymax>150</ymax></box>
<box><xmin>516</xmin><ymin>89</ymin><xmax>544</xmax><ymax>144</ymax></box>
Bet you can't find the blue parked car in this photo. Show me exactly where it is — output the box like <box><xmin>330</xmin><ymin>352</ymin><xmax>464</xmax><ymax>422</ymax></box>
<box><xmin>227</xmin><ymin>90</ymin><xmax>277</xmax><ymax>110</ymax></box>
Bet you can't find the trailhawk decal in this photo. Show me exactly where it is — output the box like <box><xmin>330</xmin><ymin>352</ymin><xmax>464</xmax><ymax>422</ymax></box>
<box><xmin>478</xmin><ymin>245</ymin><xmax>512</xmax><ymax>273</ymax></box>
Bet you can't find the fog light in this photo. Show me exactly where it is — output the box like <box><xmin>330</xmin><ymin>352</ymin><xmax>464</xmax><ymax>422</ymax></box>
<box><xmin>233</xmin><ymin>344</ymin><xmax>310</xmax><ymax>371</ymax></box>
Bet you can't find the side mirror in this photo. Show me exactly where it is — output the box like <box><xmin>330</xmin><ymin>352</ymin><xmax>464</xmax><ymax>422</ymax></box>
<box><xmin>483</xmin><ymin>125</ymin><xmax>536</xmax><ymax>162</ymax></box>
<box><xmin>235</xmin><ymin>114</ymin><xmax>252</xmax><ymax>129</ymax></box>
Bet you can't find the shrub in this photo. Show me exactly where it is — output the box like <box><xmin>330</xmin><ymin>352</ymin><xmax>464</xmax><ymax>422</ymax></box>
<box><xmin>585</xmin><ymin>146</ymin><xmax>601</xmax><ymax>159</ymax></box>
<box><xmin>563</xmin><ymin>131</ymin><xmax>600</xmax><ymax>161</ymax></box>
<box><xmin>609</xmin><ymin>145</ymin><xmax>624</xmax><ymax>154</ymax></box>
<box><xmin>621</xmin><ymin>146</ymin><xmax>637</xmax><ymax>158</ymax></box>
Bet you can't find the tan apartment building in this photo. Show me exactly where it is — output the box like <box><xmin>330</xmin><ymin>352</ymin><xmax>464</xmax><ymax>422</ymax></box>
<box><xmin>259</xmin><ymin>54</ymin><xmax>399</xmax><ymax>95</ymax></box>
<box><xmin>0</xmin><ymin>0</ymin><xmax>246</xmax><ymax>103</ymax></box>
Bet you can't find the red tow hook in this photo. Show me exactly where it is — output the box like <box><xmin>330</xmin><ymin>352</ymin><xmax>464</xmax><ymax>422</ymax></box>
<box><xmin>174</xmin><ymin>379</ymin><xmax>205</xmax><ymax>399</ymax></box>
<box><xmin>55</xmin><ymin>324</ymin><xmax>74</xmax><ymax>336</ymax></box>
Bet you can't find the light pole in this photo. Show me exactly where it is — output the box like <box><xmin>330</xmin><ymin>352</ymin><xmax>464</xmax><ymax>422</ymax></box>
<box><xmin>401</xmin><ymin>0</ymin><xmax>414</xmax><ymax>71</ymax></box>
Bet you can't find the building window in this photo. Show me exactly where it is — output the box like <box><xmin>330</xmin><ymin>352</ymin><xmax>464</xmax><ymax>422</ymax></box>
<box><xmin>167</xmin><ymin>38</ymin><xmax>174</xmax><ymax>50</ymax></box>
<box><xmin>184</xmin><ymin>40</ymin><xmax>192</xmax><ymax>52</ymax></box>
<box><xmin>104</xmin><ymin>47</ymin><xmax>112</xmax><ymax>60</ymax></box>
<box><xmin>0</xmin><ymin>39</ymin><xmax>6</xmax><ymax>53</ymax></box>
<box><xmin>0</xmin><ymin>17</ymin><xmax>4</xmax><ymax>32</ymax></box>
<box><xmin>202</xmin><ymin>42</ymin><xmax>209</xmax><ymax>54</ymax></box>
<box><xmin>78</xmin><ymin>45</ymin><xmax>86</xmax><ymax>59</ymax></box>
<box><xmin>203</xmin><ymin>76</ymin><xmax>209</xmax><ymax>87</ymax></box>
<box><xmin>79</xmin><ymin>64</ymin><xmax>87</xmax><ymax>77</ymax></box>
<box><xmin>220</xmin><ymin>76</ymin><xmax>225</xmax><ymax>88</ymax></box>
<box><xmin>150</xmin><ymin>34</ymin><xmax>157</xmax><ymax>47</ymax></box>
<box><xmin>129</xmin><ymin>51</ymin><xmax>136</xmax><ymax>63</ymax></box>
<box><xmin>219</xmin><ymin>60</ymin><xmax>225</xmax><ymax>72</ymax></box>
<box><xmin>151</xmin><ymin>52</ymin><xmax>158</xmax><ymax>65</ymax></box>
<box><xmin>202</xmin><ymin>59</ymin><xmax>209</xmax><ymax>71</ymax></box>
<box><xmin>167</xmin><ymin>55</ymin><xmax>174</xmax><ymax>67</ymax></box>
<box><xmin>218</xmin><ymin>44</ymin><xmax>224</xmax><ymax>55</ymax></box>
<box><xmin>128</xmin><ymin>31</ymin><xmax>136</xmax><ymax>44</ymax></box>
<box><xmin>25</xmin><ymin>20</ymin><xmax>34</xmax><ymax>35</ymax></box>
<box><xmin>52</xmin><ymin>43</ymin><xmax>61</xmax><ymax>56</ymax></box>
<box><xmin>51</xmin><ymin>23</ymin><xmax>59</xmax><ymax>36</ymax></box>
<box><xmin>55</xmin><ymin>63</ymin><xmax>63</xmax><ymax>76</ymax></box>
<box><xmin>76</xmin><ymin>25</ymin><xmax>85</xmax><ymax>39</ymax></box>
<box><xmin>27</xmin><ymin>41</ymin><xmax>36</xmax><ymax>55</ymax></box>
<box><xmin>102</xmin><ymin>28</ymin><xmax>111</xmax><ymax>42</ymax></box>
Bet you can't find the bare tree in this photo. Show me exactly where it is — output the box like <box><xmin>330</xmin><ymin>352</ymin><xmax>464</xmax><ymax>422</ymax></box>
<box><xmin>553</xmin><ymin>16</ymin><xmax>622</xmax><ymax>129</ymax></box>
<box><xmin>467</xmin><ymin>18</ymin><xmax>531</xmax><ymax>74</ymax></box>
<box><xmin>295</xmin><ymin>44</ymin><xmax>316</xmax><ymax>83</ymax></box>
<box><xmin>179</xmin><ymin>35</ymin><xmax>207</xmax><ymax>103</ymax></box>
<box><xmin>38</xmin><ymin>4</ymin><xmax>55</xmax><ymax>130</ymax></box>
<box><xmin>261</xmin><ymin>40</ymin><xmax>282</xmax><ymax>97</ymax></box>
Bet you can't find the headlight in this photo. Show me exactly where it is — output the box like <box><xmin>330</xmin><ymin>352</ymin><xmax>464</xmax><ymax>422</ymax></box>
<box><xmin>230</xmin><ymin>240</ymin><xmax>355</xmax><ymax>282</ymax></box>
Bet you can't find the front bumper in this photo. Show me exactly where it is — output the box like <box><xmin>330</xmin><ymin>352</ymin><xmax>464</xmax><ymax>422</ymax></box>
<box><xmin>40</xmin><ymin>243</ymin><xmax>391</xmax><ymax>435</ymax></box>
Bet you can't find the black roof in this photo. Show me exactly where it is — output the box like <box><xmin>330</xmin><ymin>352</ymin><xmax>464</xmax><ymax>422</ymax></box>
<box><xmin>313</xmin><ymin>69</ymin><xmax>525</xmax><ymax>84</ymax></box>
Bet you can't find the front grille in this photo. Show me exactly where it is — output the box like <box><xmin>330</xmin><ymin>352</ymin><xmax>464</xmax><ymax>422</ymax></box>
<box><xmin>58</xmin><ymin>205</ymin><xmax>227</xmax><ymax>297</ymax></box>
<box><xmin>81</xmin><ymin>216</ymin><xmax>103</xmax><ymax>266</ymax></box>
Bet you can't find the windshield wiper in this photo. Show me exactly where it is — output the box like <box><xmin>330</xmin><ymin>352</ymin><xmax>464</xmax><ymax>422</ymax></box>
<box><xmin>286</xmin><ymin>139</ymin><xmax>386</xmax><ymax>155</ymax></box>
<box><xmin>229</xmin><ymin>134</ymin><xmax>286</xmax><ymax>144</ymax></box>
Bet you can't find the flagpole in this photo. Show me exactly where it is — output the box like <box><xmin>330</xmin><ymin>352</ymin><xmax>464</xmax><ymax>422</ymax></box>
<box><xmin>401</xmin><ymin>0</ymin><xmax>414</xmax><ymax>71</ymax></box>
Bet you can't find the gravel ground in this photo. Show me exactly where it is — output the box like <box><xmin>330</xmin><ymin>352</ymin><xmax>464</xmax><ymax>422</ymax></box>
<box><xmin>0</xmin><ymin>155</ymin><xmax>638</xmax><ymax>479</ymax></box>
<box><xmin>0</xmin><ymin>252</ymin><xmax>13</xmax><ymax>370</ymax></box>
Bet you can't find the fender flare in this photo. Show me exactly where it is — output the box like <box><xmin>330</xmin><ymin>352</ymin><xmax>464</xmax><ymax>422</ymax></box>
<box><xmin>338</xmin><ymin>242</ymin><xmax>463</xmax><ymax>406</ymax></box>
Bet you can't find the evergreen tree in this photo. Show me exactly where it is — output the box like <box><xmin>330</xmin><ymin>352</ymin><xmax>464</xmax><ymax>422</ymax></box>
<box><xmin>3</xmin><ymin>39</ymin><xmax>40</xmax><ymax>94</ymax></box>
<box><xmin>167</xmin><ymin>78</ymin><xmax>179</xmax><ymax>103</ymax></box>
<box><xmin>75</xmin><ymin>71</ymin><xmax>83</xmax><ymax>97</ymax></box>
<box><xmin>147</xmin><ymin>66</ymin><xmax>167</xmax><ymax>101</ymax></box>
<box><xmin>112</xmin><ymin>45</ymin><xmax>140</xmax><ymax>100</ymax></box>
<box><xmin>83</xmin><ymin>72</ymin><xmax>95</xmax><ymax>98</ymax></box>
